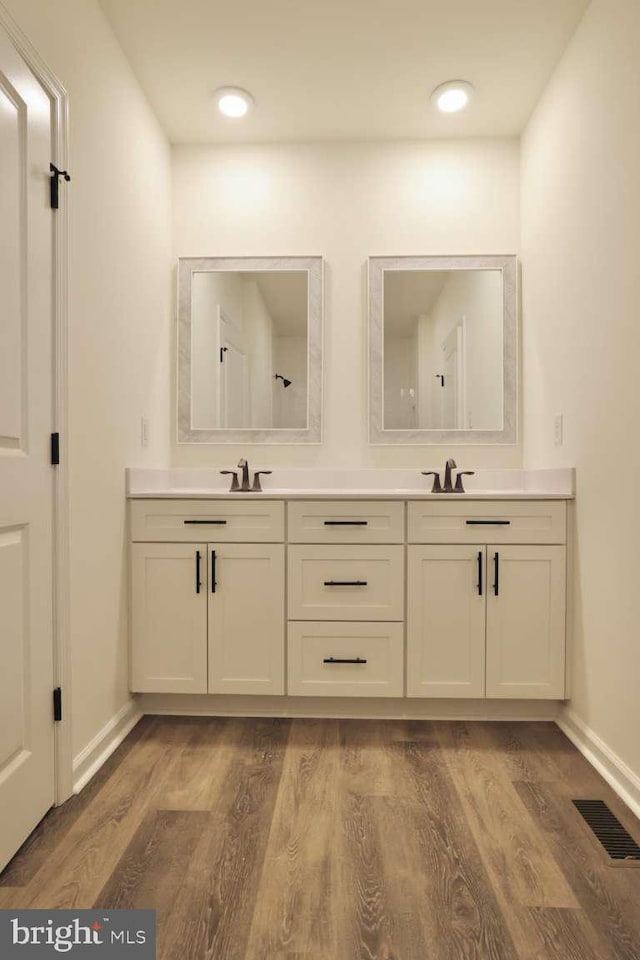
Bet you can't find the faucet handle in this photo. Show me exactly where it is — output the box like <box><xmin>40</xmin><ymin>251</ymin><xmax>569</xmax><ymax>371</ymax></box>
<box><xmin>421</xmin><ymin>471</ymin><xmax>443</xmax><ymax>494</ymax></box>
<box><xmin>251</xmin><ymin>470</ymin><xmax>272</xmax><ymax>492</ymax></box>
<box><xmin>220</xmin><ymin>469</ymin><xmax>239</xmax><ymax>492</ymax></box>
<box><xmin>454</xmin><ymin>471</ymin><xmax>475</xmax><ymax>494</ymax></box>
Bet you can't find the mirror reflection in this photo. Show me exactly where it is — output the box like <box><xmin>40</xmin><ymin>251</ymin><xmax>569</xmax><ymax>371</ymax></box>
<box><xmin>383</xmin><ymin>269</ymin><xmax>504</xmax><ymax>431</ymax></box>
<box><xmin>191</xmin><ymin>270</ymin><xmax>308</xmax><ymax>430</ymax></box>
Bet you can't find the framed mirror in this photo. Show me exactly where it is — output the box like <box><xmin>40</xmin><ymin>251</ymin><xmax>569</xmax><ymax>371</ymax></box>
<box><xmin>368</xmin><ymin>255</ymin><xmax>517</xmax><ymax>444</ymax></box>
<box><xmin>178</xmin><ymin>256</ymin><xmax>323</xmax><ymax>443</ymax></box>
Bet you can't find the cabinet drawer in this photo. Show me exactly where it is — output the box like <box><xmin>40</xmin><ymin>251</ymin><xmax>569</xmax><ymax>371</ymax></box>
<box><xmin>288</xmin><ymin>545</ymin><xmax>404</xmax><ymax>621</ymax></box>
<box><xmin>407</xmin><ymin>501</ymin><xmax>566</xmax><ymax>545</ymax></box>
<box><xmin>288</xmin><ymin>622</ymin><xmax>404</xmax><ymax>697</ymax></box>
<box><xmin>130</xmin><ymin>499</ymin><xmax>284</xmax><ymax>543</ymax></box>
<box><xmin>287</xmin><ymin>501</ymin><xmax>404</xmax><ymax>543</ymax></box>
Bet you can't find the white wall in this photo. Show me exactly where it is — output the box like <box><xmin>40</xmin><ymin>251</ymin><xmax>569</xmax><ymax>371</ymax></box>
<box><xmin>272</xmin><ymin>335</ymin><xmax>306</xmax><ymax>429</ymax></box>
<box><xmin>172</xmin><ymin>140</ymin><xmax>521</xmax><ymax>466</ymax></box>
<box><xmin>522</xmin><ymin>0</ymin><xmax>640</xmax><ymax>783</ymax></box>
<box><xmin>384</xmin><ymin>335</ymin><xmax>418</xmax><ymax>429</ymax></box>
<box><xmin>3</xmin><ymin>0</ymin><xmax>172</xmax><ymax>762</ymax></box>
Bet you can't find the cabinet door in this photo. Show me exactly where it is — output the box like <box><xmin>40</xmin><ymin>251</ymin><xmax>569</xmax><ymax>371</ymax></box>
<box><xmin>131</xmin><ymin>543</ymin><xmax>207</xmax><ymax>693</ymax></box>
<box><xmin>208</xmin><ymin>544</ymin><xmax>284</xmax><ymax>695</ymax></box>
<box><xmin>486</xmin><ymin>545</ymin><xmax>566</xmax><ymax>699</ymax></box>
<box><xmin>407</xmin><ymin>546</ymin><xmax>486</xmax><ymax>698</ymax></box>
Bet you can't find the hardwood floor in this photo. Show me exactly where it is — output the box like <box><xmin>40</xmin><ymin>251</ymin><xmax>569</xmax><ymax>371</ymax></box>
<box><xmin>2</xmin><ymin>717</ymin><xmax>640</xmax><ymax>959</ymax></box>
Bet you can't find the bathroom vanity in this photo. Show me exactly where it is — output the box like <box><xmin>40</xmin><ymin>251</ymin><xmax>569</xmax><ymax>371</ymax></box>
<box><xmin>128</xmin><ymin>468</ymin><xmax>573</xmax><ymax>711</ymax></box>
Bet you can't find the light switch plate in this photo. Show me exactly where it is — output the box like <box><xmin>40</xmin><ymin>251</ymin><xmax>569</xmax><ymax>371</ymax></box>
<box><xmin>554</xmin><ymin>414</ymin><xmax>563</xmax><ymax>446</ymax></box>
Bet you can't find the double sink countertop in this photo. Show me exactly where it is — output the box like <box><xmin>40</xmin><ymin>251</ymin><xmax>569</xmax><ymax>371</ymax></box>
<box><xmin>126</xmin><ymin>468</ymin><xmax>575</xmax><ymax>501</ymax></box>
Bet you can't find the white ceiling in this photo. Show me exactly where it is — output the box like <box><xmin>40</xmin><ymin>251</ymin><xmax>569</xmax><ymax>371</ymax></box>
<box><xmin>98</xmin><ymin>0</ymin><xmax>589</xmax><ymax>144</ymax></box>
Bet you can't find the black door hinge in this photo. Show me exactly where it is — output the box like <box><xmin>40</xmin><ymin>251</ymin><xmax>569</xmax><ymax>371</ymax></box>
<box><xmin>50</xmin><ymin>163</ymin><xmax>71</xmax><ymax>210</ymax></box>
<box><xmin>51</xmin><ymin>432</ymin><xmax>60</xmax><ymax>465</ymax></box>
<box><xmin>53</xmin><ymin>687</ymin><xmax>62</xmax><ymax>722</ymax></box>
<box><xmin>220</xmin><ymin>346</ymin><xmax>228</xmax><ymax>363</ymax></box>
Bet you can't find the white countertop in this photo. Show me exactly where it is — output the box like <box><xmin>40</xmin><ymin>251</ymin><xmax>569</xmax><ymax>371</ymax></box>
<box><xmin>127</xmin><ymin>468</ymin><xmax>575</xmax><ymax>501</ymax></box>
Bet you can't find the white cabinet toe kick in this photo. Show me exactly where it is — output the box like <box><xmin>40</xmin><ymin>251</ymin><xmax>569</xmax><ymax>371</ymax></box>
<box><xmin>129</xmin><ymin>497</ymin><xmax>569</xmax><ymax>711</ymax></box>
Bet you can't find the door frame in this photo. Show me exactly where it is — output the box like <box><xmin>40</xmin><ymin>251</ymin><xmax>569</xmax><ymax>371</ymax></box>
<box><xmin>0</xmin><ymin>3</ymin><xmax>72</xmax><ymax>804</ymax></box>
<box><xmin>441</xmin><ymin>317</ymin><xmax>466</xmax><ymax>430</ymax></box>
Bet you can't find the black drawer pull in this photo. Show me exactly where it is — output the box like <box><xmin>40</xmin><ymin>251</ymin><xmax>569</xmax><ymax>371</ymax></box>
<box><xmin>184</xmin><ymin>519</ymin><xmax>227</xmax><ymax>525</ymax></box>
<box><xmin>323</xmin><ymin>580</ymin><xmax>368</xmax><ymax>587</ymax></box>
<box><xmin>195</xmin><ymin>550</ymin><xmax>202</xmax><ymax>594</ymax></box>
<box><xmin>211</xmin><ymin>549</ymin><xmax>217</xmax><ymax>594</ymax></box>
<box><xmin>465</xmin><ymin>520</ymin><xmax>511</xmax><ymax>526</ymax></box>
<box><xmin>477</xmin><ymin>551</ymin><xmax>483</xmax><ymax>597</ymax></box>
<box><xmin>324</xmin><ymin>520</ymin><xmax>368</xmax><ymax>526</ymax></box>
<box><xmin>323</xmin><ymin>657</ymin><xmax>367</xmax><ymax>665</ymax></box>
<box><xmin>494</xmin><ymin>552</ymin><xmax>500</xmax><ymax>596</ymax></box>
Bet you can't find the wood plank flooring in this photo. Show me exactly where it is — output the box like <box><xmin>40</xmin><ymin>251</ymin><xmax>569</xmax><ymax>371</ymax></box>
<box><xmin>2</xmin><ymin>717</ymin><xmax>640</xmax><ymax>960</ymax></box>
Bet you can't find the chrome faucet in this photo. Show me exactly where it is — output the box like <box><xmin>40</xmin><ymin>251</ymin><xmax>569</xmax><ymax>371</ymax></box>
<box><xmin>238</xmin><ymin>458</ymin><xmax>250</xmax><ymax>492</ymax></box>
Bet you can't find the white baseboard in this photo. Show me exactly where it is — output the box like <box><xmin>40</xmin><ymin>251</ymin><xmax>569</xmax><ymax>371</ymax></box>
<box><xmin>72</xmin><ymin>699</ymin><xmax>142</xmax><ymax>795</ymax></box>
<box><xmin>556</xmin><ymin>707</ymin><xmax>640</xmax><ymax>820</ymax></box>
<box><xmin>137</xmin><ymin>692</ymin><xmax>561</xmax><ymax>722</ymax></box>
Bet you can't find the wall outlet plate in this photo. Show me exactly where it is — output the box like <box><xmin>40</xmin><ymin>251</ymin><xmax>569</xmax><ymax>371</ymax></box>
<box><xmin>554</xmin><ymin>413</ymin><xmax>563</xmax><ymax>446</ymax></box>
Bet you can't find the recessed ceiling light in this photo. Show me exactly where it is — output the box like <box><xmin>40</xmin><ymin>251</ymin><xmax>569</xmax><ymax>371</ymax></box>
<box><xmin>214</xmin><ymin>86</ymin><xmax>254</xmax><ymax>119</ymax></box>
<box><xmin>431</xmin><ymin>80</ymin><xmax>474</xmax><ymax>114</ymax></box>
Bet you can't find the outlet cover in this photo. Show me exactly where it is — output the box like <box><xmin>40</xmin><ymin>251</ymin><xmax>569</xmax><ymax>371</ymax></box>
<box><xmin>553</xmin><ymin>414</ymin><xmax>563</xmax><ymax>446</ymax></box>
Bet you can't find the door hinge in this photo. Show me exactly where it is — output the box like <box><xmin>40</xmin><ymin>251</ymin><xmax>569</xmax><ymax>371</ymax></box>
<box><xmin>51</xmin><ymin>432</ymin><xmax>60</xmax><ymax>466</ymax></box>
<box><xmin>53</xmin><ymin>687</ymin><xmax>62</xmax><ymax>722</ymax></box>
<box><xmin>49</xmin><ymin>163</ymin><xmax>71</xmax><ymax>210</ymax></box>
<box><xmin>220</xmin><ymin>346</ymin><xmax>228</xmax><ymax>363</ymax></box>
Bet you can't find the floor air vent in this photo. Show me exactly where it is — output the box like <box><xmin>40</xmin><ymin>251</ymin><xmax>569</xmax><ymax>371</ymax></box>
<box><xmin>573</xmin><ymin>800</ymin><xmax>640</xmax><ymax>861</ymax></box>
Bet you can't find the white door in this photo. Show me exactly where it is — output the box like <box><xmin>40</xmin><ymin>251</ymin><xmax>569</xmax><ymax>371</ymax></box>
<box><xmin>486</xmin><ymin>545</ymin><xmax>566</xmax><ymax>699</ymax></box>
<box><xmin>0</xmin><ymin>24</ymin><xmax>55</xmax><ymax>871</ymax></box>
<box><xmin>208</xmin><ymin>543</ymin><xmax>284</xmax><ymax>695</ymax></box>
<box><xmin>407</xmin><ymin>546</ymin><xmax>486</xmax><ymax>698</ymax></box>
<box><xmin>130</xmin><ymin>543</ymin><xmax>208</xmax><ymax>694</ymax></box>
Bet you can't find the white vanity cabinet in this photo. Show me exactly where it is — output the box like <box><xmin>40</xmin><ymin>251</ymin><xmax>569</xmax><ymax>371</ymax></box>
<box><xmin>286</xmin><ymin>501</ymin><xmax>405</xmax><ymax>698</ymax></box>
<box><xmin>129</xmin><ymin>492</ymin><xmax>569</xmax><ymax>705</ymax></box>
<box><xmin>407</xmin><ymin>503</ymin><xmax>567</xmax><ymax>700</ymax></box>
<box><xmin>129</xmin><ymin>500</ymin><xmax>285</xmax><ymax>695</ymax></box>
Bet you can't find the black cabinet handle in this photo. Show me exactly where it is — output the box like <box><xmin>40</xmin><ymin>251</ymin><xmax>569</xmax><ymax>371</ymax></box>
<box><xmin>211</xmin><ymin>550</ymin><xmax>217</xmax><ymax>593</ymax></box>
<box><xmin>478</xmin><ymin>551</ymin><xmax>483</xmax><ymax>596</ymax></box>
<box><xmin>184</xmin><ymin>519</ymin><xmax>227</xmax><ymax>525</ymax></box>
<box><xmin>195</xmin><ymin>550</ymin><xmax>202</xmax><ymax>594</ymax></box>
<box><xmin>323</xmin><ymin>520</ymin><xmax>368</xmax><ymax>526</ymax></box>
<box><xmin>323</xmin><ymin>580</ymin><xmax>368</xmax><ymax>587</ymax></box>
<box><xmin>465</xmin><ymin>520</ymin><xmax>511</xmax><ymax>526</ymax></box>
<box><xmin>494</xmin><ymin>552</ymin><xmax>500</xmax><ymax>596</ymax></box>
<box><xmin>323</xmin><ymin>657</ymin><xmax>367</xmax><ymax>664</ymax></box>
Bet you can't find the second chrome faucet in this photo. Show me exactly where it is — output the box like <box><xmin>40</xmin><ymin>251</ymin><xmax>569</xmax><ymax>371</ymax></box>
<box><xmin>221</xmin><ymin>459</ymin><xmax>272</xmax><ymax>492</ymax></box>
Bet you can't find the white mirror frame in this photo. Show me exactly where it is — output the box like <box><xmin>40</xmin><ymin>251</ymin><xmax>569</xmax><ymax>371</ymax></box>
<box><xmin>178</xmin><ymin>256</ymin><xmax>323</xmax><ymax>443</ymax></box>
<box><xmin>368</xmin><ymin>254</ymin><xmax>517</xmax><ymax>445</ymax></box>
